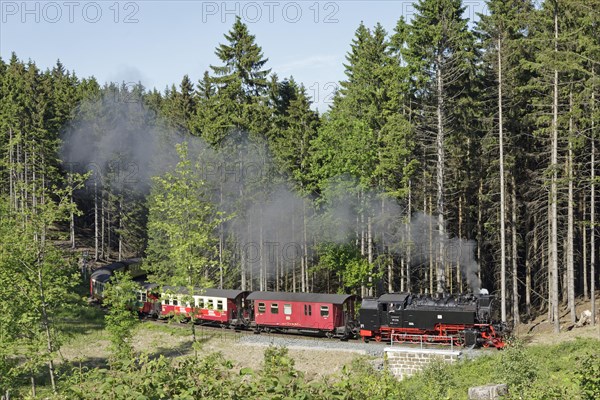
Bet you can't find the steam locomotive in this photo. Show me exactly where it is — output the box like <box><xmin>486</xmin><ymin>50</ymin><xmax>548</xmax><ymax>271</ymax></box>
<box><xmin>359</xmin><ymin>291</ymin><xmax>507</xmax><ymax>348</ymax></box>
<box><xmin>90</xmin><ymin>260</ymin><xmax>507</xmax><ymax>349</ymax></box>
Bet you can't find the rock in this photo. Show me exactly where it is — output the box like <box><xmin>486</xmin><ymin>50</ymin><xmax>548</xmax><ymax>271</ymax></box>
<box><xmin>468</xmin><ymin>384</ymin><xmax>508</xmax><ymax>399</ymax></box>
<box><xmin>575</xmin><ymin>310</ymin><xmax>592</xmax><ymax>327</ymax></box>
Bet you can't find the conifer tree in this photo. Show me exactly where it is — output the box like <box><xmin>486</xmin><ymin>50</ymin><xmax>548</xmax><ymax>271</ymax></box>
<box><xmin>402</xmin><ymin>0</ymin><xmax>477</xmax><ymax>293</ymax></box>
<box><xmin>477</xmin><ymin>0</ymin><xmax>535</xmax><ymax>324</ymax></box>
<box><xmin>199</xmin><ymin>17</ymin><xmax>271</xmax><ymax>144</ymax></box>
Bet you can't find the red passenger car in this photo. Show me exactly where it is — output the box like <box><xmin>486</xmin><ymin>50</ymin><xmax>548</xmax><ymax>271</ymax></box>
<box><xmin>159</xmin><ymin>287</ymin><xmax>249</xmax><ymax>327</ymax></box>
<box><xmin>247</xmin><ymin>291</ymin><xmax>356</xmax><ymax>339</ymax></box>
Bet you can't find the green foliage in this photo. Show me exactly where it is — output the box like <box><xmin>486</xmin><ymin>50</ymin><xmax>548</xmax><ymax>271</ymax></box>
<box><xmin>398</xmin><ymin>338</ymin><xmax>600</xmax><ymax>400</ymax></box>
<box><xmin>196</xmin><ymin>16</ymin><xmax>271</xmax><ymax>145</ymax></box>
<box><xmin>145</xmin><ymin>142</ymin><xmax>222</xmax><ymax>287</ymax></box>
<box><xmin>315</xmin><ymin>242</ymin><xmax>378</xmax><ymax>293</ymax></box>
<box><xmin>496</xmin><ymin>340</ymin><xmax>538</xmax><ymax>392</ymax></box>
<box><xmin>577</xmin><ymin>352</ymin><xmax>600</xmax><ymax>400</ymax></box>
<box><xmin>102</xmin><ymin>272</ymin><xmax>140</xmax><ymax>367</ymax></box>
<box><xmin>321</xmin><ymin>358</ymin><xmax>406</xmax><ymax>400</ymax></box>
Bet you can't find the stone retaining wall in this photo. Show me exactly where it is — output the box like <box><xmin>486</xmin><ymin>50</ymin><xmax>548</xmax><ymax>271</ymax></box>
<box><xmin>384</xmin><ymin>347</ymin><xmax>462</xmax><ymax>379</ymax></box>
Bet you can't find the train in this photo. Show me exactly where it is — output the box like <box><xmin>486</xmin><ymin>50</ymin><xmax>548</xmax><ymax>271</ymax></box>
<box><xmin>90</xmin><ymin>260</ymin><xmax>508</xmax><ymax>349</ymax></box>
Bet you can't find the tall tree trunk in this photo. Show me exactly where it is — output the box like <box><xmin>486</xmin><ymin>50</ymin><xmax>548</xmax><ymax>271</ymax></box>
<box><xmin>478</xmin><ymin>179</ymin><xmax>483</xmax><ymax>284</ymax></box>
<box><xmin>512</xmin><ymin>176</ymin><xmax>520</xmax><ymax>327</ymax></box>
<box><xmin>107</xmin><ymin>194</ymin><xmax>112</xmax><ymax>261</ymax></box>
<box><xmin>527</xmin><ymin>215</ymin><xmax>535</xmax><ymax>317</ymax></box>
<box><xmin>241</xmin><ymin>231</ymin><xmax>246</xmax><ymax>291</ymax></box>
<box><xmin>367</xmin><ymin>215</ymin><xmax>373</xmax><ymax>296</ymax></box>
<box><xmin>567</xmin><ymin>90</ymin><xmax>576</xmax><ymax>323</ymax></box>
<box><xmin>550</xmin><ymin>3</ymin><xmax>560</xmax><ymax>333</ymax></box>
<box><xmin>498</xmin><ymin>37</ymin><xmax>508</xmax><ymax>323</ymax></box>
<box><xmin>36</xmin><ymin>250</ymin><xmax>57</xmax><ymax>393</ymax></box>
<box><xmin>548</xmin><ymin>192</ymin><xmax>553</xmax><ymax>321</ymax></box>
<box><xmin>591</xmin><ymin>75</ymin><xmax>596</xmax><ymax>328</ymax></box>
<box><xmin>583</xmin><ymin>196</ymin><xmax>588</xmax><ymax>299</ymax></box>
<box><xmin>429</xmin><ymin>195</ymin><xmax>434</xmax><ymax>295</ymax></box>
<box><xmin>219</xmin><ymin>184</ymin><xmax>224</xmax><ymax>289</ymax></box>
<box><xmin>436</xmin><ymin>55</ymin><xmax>446</xmax><ymax>294</ymax></box>
<box><xmin>118</xmin><ymin>197</ymin><xmax>123</xmax><ymax>262</ymax></box>
<box><xmin>383</xmin><ymin>196</ymin><xmax>392</xmax><ymax>293</ymax></box>
<box><xmin>101</xmin><ymin>191</ymin><xmax>106</xmax><ymax>260</ymax></box>
<box><xmin>248</xmin><ymin>216</ymin><xmax>253</xmax><ymax>291</ymax></box>
<box><xmin>17</xmin><ymin>140</ymin><xmax>22</xmax><ymax>213</ymax></box>
<box><xmin>400</xmin><ymin>257</ymin><xmax>405</xmax><ymax>292</ymax></box>
<box><xmin>407</xmin><ymin>180</ymin><xmax>412</xmax><ymax>292</ymax></box>
<box><xmin>9</xmin><ymin>128</ymin><xmax>14</xmax><ymax>210</ymax></box>
<box><xmin>94</xmin><ymin>180</ymin><xmax>99</xmax><ymax>261</ymax></box>
<box><xmin>360</xmin><ymin>191</ymin><xmax>365</xmax><ymax>297</ymax></box>
<box><xmin>458</xmin><ymin>195</ymin><xmax>463</xmax><ymax>293</ymax></box>
<box><xmin>292</xmin><ymin>211</ymin><xmax>296</xmax><ymax>292</ymax></box>
<box><xmin>240</xmin><ymin>185</ymin><xmax>246</xmax><ymax>290</ymax></box>
<box><xmin>24</xmin><ymin>147</ymin><xmax>28</xmax><ymax>214</ymax></box>
<box><xmin>259</xmin><ymin>206</ymin><xmax>264</xmax><ymax>292</ymax></box>
<box><xmin>32</xmin><ymin>146</ymin><xmax>37</xmax><ymax>214</ymax></box>
<box><xmin>302</xmin><ymin>198</ymin><xmax>308</xmax><ymax>293</ymax></box>
<box><xmin>69</xmin><ymin>173</ymin><xmax>75</xmax><ymax>249</ymax></box>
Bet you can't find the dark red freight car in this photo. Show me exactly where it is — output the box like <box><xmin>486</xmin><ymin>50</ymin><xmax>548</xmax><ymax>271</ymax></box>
<box><xmin>247</xmin><ymin>292</ymin><xmax>356</xmax><ymax>339</ymax></box>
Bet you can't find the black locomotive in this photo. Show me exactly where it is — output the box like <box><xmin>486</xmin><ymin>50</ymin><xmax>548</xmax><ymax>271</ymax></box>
<box><xmin>359</xmin><ymin>291</ymin><xmax>507</xmax><ymax>348</ymax></box>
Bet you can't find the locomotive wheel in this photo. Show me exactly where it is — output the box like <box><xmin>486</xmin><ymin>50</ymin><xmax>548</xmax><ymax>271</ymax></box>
<box><xmin>375</xmin><ymin>334</ymin><xmax>382</xmax><ymax>343</ymax></box>
<box><xmin>326</xmin><ymin>332</ymin><xmax>334</xmax><ymax>339</ymax></box>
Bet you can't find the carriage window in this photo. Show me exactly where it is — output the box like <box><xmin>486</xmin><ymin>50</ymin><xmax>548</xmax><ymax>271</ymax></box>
<box><xmin>197</xmin><ymin>298</ymin><xmax>205</xmax><ymax>308</ymax></box>
<box><xmin>258</xmin><ymin>302</ymin><xmax>266</xmax><ymax>313</ymax></box>
<box><xmin>320</xmin><ymin>306</ymin><xmax>330</xmax><ymax>317</ymax></box>
<box><xmin>284</xmin><ymin>304</ymin><xmax>292</xmax><ymax>315</ymax></box>
<box><xmin>140</xmin><ymin>292</ymin><xmax>147</xmax><ymax>302</ymax></box>
<box><xmin>208</xmin><ymin>299</ymin><xmax>214</xmax><ymax>309</ymax></box>
<box><xmin>304</xmin><ymin>304</ymin><xmax>312</xmax><ymax>316</ymax></box>
<box><xmin>171</xmin><ymin>297</ymin><xmax>178</xmax><ymax>306</ymax></box>
<box><xmin>217</xmin><ymin>300</ymin><xmax>224</xmax><ymax>311</ymax></box>
<box><xmin>270</xmin><ymin>303</ymin><xmax>279</xmax><ymax>314</ymax></box>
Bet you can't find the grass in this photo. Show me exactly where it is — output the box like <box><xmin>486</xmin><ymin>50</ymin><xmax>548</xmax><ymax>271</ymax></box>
<box><xmin>8</xmin><ymin>287</ymin><xmax>600</xmax><ymax>399</ymax></box>
<box><xmin>399</xmin><ymin>338</ymin><xmax>600</xmax><ymax>399</ymax></box>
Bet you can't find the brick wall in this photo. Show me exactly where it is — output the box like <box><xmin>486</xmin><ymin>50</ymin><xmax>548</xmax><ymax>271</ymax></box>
<box><xmin>384</xmin><ymin>347</ymin><xmax>462</xmax><ymax>379</ymax></box>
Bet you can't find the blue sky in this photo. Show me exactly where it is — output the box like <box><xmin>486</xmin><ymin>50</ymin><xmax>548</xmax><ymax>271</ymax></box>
<box><xmin>1</xmin><ymin>0</ymin><xmax>487</xmax><ymax>111</ymax></box>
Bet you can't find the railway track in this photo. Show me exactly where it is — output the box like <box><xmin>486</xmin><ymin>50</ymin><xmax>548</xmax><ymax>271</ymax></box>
<box><xmin>145</xmin><ymin>318</ymin><xmax>404</xmax><ymax>357</ymax></box>
<box><xmin>146</xmin><ymin>317</ymin><xmax>353</xmax><ymax>341</ymax></box>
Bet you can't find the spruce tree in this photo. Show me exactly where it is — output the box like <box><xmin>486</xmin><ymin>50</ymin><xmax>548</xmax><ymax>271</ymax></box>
<box><xmin>199</xmin><ymin>16</ymin><xmax>271</xmax><ymax>144</ymax></box>
<box><xmin>402</xmin><ymin>0</ymin><xmax>477</xmax><ymax>293</ymax></box>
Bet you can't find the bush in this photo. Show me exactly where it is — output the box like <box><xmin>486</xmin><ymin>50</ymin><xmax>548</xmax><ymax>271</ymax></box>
<box><xmin>577</xmin><ymin>352</ymin><xmax>600</xmax><ymax>400</ymax></box>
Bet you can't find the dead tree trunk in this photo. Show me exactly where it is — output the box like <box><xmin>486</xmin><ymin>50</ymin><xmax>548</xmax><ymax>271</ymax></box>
<box><xmin>550</xmin><ymin>3</ymin><xmax>560</xmax><ymax>333</ymax></box>
<box><xmin>567</xmin><ymin>90</ymin><xmax>576</xmax><ymax>323</ymax></box>
<box><xmin>94</xmin><ymin>180</ymin><xmax>99</xmax><ymax>261</ymax></box>
<box><xmin>9</xmin><ymin>128</ymin><xmax>14</xmax><ymax>210</ymax></box>
<box><xmin>436</xmin><ymin>54</ymin><xmax>446</xmax><ymax>294</ymax></box>
<box><xmin>591</xmin><ymin>75</ymin><xmax>596</xmax><ymax>328</ymax></box>
<box><xmin>498</xmin><ymin>37</ymin><xmax>508</xmax><ymax>323</ymax></box>
<box><xmin>512</xmin><ymin>176</ymin><xmax>520</xmax><ymax>327</ymax></box>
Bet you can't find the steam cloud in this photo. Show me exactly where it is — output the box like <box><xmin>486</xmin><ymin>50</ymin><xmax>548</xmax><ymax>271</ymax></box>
<box><xmin>60</xmin><ymin>95</ymin><xmax>481</xmax><ymax>293</ymax></box>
